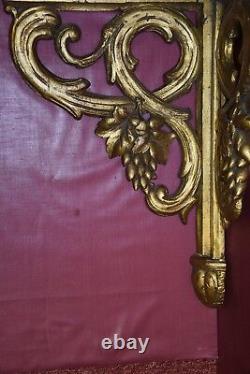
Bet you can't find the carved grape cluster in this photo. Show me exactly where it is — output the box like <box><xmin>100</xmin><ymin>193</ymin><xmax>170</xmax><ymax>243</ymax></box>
<box><xmin>96</xmin><ymin>106</ymin><xmax>175</xmax><ymax>194</ymax></box>
<box><xmin>220</xmin><ymin>104</ymin><xmax>250</xmax><ymax>224</ymax></box>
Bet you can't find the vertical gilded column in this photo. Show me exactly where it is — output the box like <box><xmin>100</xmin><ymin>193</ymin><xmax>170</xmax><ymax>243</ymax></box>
<box><xmin>191</xmin><ymin>0</ymin><xmax>226</xmax><ymax>307</ymax></box>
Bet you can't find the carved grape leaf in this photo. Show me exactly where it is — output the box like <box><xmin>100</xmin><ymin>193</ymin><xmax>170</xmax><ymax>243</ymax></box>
<box><xmin>96</xmin><ymin>106</ymin><xmax>175</xmax><ymax>193</ymax></box>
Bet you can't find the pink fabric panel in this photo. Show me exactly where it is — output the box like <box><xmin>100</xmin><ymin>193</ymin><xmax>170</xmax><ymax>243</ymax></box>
<box><xmin>0</xmin><ymin>6</ymin><xmax>217</xmax><ymax>373</ymax></box>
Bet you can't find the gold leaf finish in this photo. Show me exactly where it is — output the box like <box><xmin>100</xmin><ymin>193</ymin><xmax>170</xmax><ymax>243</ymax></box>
<box><xmin>96</xmin><ymin>106</ymin><xmax>175</xmax><ymax>194</ymax></box>
<box><xmin>5</xmin><ymin>0</ymin><xmax>250</xmax><ymax>307</ymax></box>
<box><xmin>9</xmin><ymin>6</ymin><xmax>127</xmax><ymax>118</ymax></box>
<box><xmin>191</xmin><ymin>1</ymin><xmax>225</xmax><ymax>307</ymax></box>
<box><xmin>8</xmin><ymin>4</ymin><xmax>202</xmax><ymax>219</ymax></box>
<box><xmin>191</xmin><ymin>255</ymin><xmax>226</xmax><ymax>307</ymax></box>
<box><xmin>104</xmin><ymin>6</ymin><xmax>201</xmax><ymax>219</ymax></box>
<box><xmin>218</xmin><ymin>0</ymin><xmax>250</xmax><ymax>225</ymax></box>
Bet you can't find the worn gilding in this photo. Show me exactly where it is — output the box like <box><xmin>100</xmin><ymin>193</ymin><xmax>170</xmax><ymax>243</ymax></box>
<box><xmin>3</xmin><ymin>0</ymin><xmax>250</xmax><ymax>307</ymax></box>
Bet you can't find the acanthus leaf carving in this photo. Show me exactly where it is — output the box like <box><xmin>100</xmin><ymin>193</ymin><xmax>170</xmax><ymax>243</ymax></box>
<box><xmin>7</xmin><ymin>3</ymin><xmax>202</xmax><ymax>220</ymax></box>
<box><xmin>5</xmin><ymin>0</ymin><xmax>246</xmax><ymax>308</ymax></box>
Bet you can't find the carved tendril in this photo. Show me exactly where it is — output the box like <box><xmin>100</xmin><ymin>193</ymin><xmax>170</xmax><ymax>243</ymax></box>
<box><xmin>9</xmin><ymin>5</ymin><xmax>201</xmax><ymax>221</ymax></box>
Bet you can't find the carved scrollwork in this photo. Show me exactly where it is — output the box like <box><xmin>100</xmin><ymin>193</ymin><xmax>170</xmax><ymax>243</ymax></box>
<box><xmin>218</xmin><ymin>0</ymin><xmax>250</xmax><ymax>225</ymax></box>
<box><xmin>100</xmin><ymin>6</ymin><xmax>201</xmax><ymax>219</ymax></box>
<box><xmin>7</xmin><ymin>4</ymin><xmax>201</xmax><ymax>220</ymax></box>
<box><xmin>6</xmin><ymin>0</ymin><xmax>246</xmax><ymax>307</ymax></box>
<box><xmin>8</xmin><ymin>6</ymin><xmax>127</xmax><ymax>118</ymax></box>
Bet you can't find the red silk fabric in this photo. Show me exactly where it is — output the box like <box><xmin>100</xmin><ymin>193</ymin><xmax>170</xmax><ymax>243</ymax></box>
<box><xmin>0</xmin><ymin>6</ymin><xmax>217</xmax><ymax>373</ymax></box>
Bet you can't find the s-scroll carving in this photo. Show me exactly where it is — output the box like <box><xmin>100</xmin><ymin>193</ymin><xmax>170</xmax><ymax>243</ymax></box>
<box><xmin>218</xmin><ymin>0</ymin><xmax>250</xmax><ymax>225</ymax></box>
<box><xmin>7</xmin><ymin>5</ymin><xmax>201</xmax><ymax>221</ymax></box>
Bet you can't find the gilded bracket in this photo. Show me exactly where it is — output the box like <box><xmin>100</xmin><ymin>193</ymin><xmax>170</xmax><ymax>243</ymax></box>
<box><xmin>2</xmin><ymin>0</ymin><xmax>250</xmax><ymax>307</ymax></box>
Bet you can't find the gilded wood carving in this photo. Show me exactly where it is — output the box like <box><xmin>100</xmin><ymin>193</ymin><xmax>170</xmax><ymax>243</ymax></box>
<box><xmin>3</xmin><ymin>0</ymin><xmax>250</xmax><ymax>307</ymax></box>
<box><xmin>218</xmin><ymin>0</ymin><xmax>250</xmax><ymax>225</ymax></box>
<box><xmin>8</xmin><ymin>4</ymin><xmax>201</xmax><ymax>220</ymax></box>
